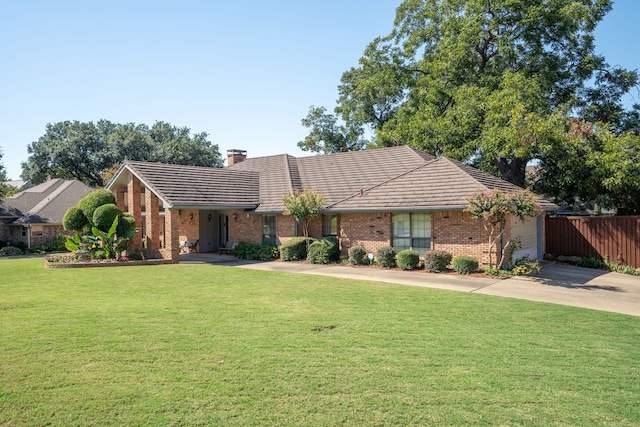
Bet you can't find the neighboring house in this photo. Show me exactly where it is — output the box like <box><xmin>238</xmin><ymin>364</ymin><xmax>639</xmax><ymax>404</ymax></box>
<box><xmin>106</xmin><ymin>146</ymin><xmax>557</xmax><ymax>265</ymax></box>
<box><xmin>6</xmin><ymin>179</ymin><xmax>33</xmax><ymax>191</ymax></box>
<box><xmin>0</xmin><ymin>179</ymin><xmax>93</xmax><ymax>247</ymax></box>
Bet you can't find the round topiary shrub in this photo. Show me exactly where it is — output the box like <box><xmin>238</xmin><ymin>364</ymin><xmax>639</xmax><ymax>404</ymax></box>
<box><xmin>62</xmin><ymin>206</ymin><xmax>88</xmax><ymax>232</ymax></box>
<box><xmin>452</xmin><ymin>255</ymin><xmax>479</xmax><ymax>274</ymax></box>
<box><xmin>93</xmin><ymin>203</ymin><xmax>122</xmax><ymax>232</ymax></box>
<box><xmin>0</xmin><ymin>246</ymin><xmax>24</xmax><ymax>256</ymax></box>
<box><xmin>348</xmin><ymin>245</ymin><xmax>368</xmax><ymax>265</ymax></box>
<box><xmin>78</xmin><ymin>189</ymin><xmax>116</xmax><ymax>222</ymax></box>
<box><xmin>116</xmin><ymin>213</ymin><xmax>138</xmax><ymax>237</ymax></box>
<box><xmin>424</xmin><ymin>249</ymin><xmax>453</xmax><ymax>272</ymax></box>
<box><xmin>280</xmin><ymin>236</ymin><xmax>315</xmax><ymax>261</ymax></box>
<box><xmin>307</xmin><ymin>237</ymin><xmax>339</xmax><ymax>264</ymax></box>
<box><xmin>376</xmin><ymin>246</ymin><xmax>397</xmax><ymax>268</ymax></box>
<box><xmin>397</xmin><ymin>249</ymin><xmax>420</xmax><ymax>270</ymax></box>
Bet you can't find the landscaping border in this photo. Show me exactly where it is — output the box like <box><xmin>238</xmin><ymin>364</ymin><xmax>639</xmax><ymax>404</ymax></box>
<box><xmin>45</xmin><ymin>259</ymin><xmax>173</xmax><ymax>268</ymax></box>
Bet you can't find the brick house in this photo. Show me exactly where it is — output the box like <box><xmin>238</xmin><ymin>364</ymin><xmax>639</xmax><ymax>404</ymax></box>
<box><xmin>106</xmin><ymin>146</ymin><xmax>557</xmax><ymax>265</ymax></box>
<box><xmin>0</xmin><ymin>178</ymin><xmax>93</xmax><ymax>247</ymax></box>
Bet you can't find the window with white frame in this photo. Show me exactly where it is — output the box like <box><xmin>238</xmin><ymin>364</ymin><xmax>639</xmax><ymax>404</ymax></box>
<box><xmin>392</xmin><ymin>212</ymin><xmax>431</xmax><ymax>254</ymax></box>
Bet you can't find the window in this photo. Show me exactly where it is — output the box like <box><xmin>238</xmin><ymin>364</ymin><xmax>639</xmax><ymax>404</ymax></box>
<box><xmin>323</xmin><ymin>214</ymin><xmax>337</xmax><ymax>236</ymax></box>
<box><xmin>392</xmin><ymin>212</ymin><xmax>431</xmax><ymax>254</ymax></box>
<box><xmin>263</xmin><ymin>215</ymin><xmax>276</xmax><ymax>246</ymax></box>
<box><xmin>31</xmin><ymin>225</ymin><xmax>44</xmax><ymax>237</ymax></box>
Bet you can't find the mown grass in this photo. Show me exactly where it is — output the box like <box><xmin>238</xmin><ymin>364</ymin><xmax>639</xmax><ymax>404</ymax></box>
<box><xmin>1</xmin><ymin>257</ymin><xmax>639</xmax><ymax>426</ymax></box>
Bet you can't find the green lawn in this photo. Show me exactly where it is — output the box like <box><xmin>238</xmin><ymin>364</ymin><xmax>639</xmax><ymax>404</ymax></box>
<box><xmin>1</xmin><ymin>258</ymin><xmax>639</xmax><ymax>426</ymax></box>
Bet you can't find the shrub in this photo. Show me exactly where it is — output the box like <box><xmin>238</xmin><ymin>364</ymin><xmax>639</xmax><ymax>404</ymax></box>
<box><xmin>452</xmin><ymin>255</ymin><xmax>478</xmax><ymax>274</ymax></box>
<box><xmin>0</xmin><ymin>246</ymin><xmax>24</xmax><ymax>256</ymax></box>
<box><xmin>62</xmin><ymin>206</ymin><xmax>88</xmax><ymax>232</ymax></box>
<box><xmin>348</xmin><ymin>245</ymin><xmax>368</xmax><ymax>265</ymax></box>
<box><xmin>307</xmin><ymin>237</ymin><xmax>339</xmax><ymax>264</ymax></box>
<box><xmin>7</xmin><ymin>240</ymin><xmax>27</xmax><ymax>251</ymax></box>
<box><xmin>234</xmin><ymin>242</ymin><xmax>279</xmax><ymax>261</ymax></box>
<box><xmin>93</xmin><ymin>204</ymin><xmax>122</xmax><ymax>232</ymax></box>
<box><xmin>77</xmin><ymin>189</ymin><xmax>116</xmax><ymax>221</ymax></box>
<box><xmin>581</xmin><ymin>256</ymin><xmax>606</xmax><ymax>270</ymax></box>
<box><xmin>397</xmin><ymin>249</ymin><xmax>420</xmax><ymax>270</ymax></box>
<box><xmin>280</xmin><ymin>236</ymin><xmax>314</xmax><ymax>261</ymax></box>
<box><xmin>53</xmin><ymin>234</ymin><xmax>68</xmax><ymax>252</ymax></box>
<box><xmin>376</xmin><ymin>246</ymin><xmax>396</xmax><ymax>268</ymax></box>
<box><xmin>424</xmin><ymin>249</ymin><xmax>452</xmax><ymax>272</ymax></box>
<box><xmin>511</xmin><ymin>256</ymin><xmax>542</xmax><ymax>276</ymax></box>
<box><xmin>116</xmin><ymin>213</ymin><xmax>137</xmax><ymax>237</ymax></box>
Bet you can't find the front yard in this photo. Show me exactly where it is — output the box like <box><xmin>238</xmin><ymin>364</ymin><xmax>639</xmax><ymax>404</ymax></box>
<box><xmin>1</xmin><ymin>258</ymin><xmax>639</xmax><ymax>426</ymax></box>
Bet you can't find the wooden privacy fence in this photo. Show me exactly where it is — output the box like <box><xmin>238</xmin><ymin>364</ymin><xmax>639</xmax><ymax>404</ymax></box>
<box><xmin>546</xmin><ymin>216</ymin><xmax>640</xmax><ymax>268</ymax></box>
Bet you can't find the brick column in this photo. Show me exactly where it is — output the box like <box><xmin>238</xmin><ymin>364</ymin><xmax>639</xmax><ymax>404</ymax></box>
<box><xmin>161</xmin><ymin>208</ymin><xmax>180</xmax><ymax>263</ymax></box>
<box><xmin>145</xmin><ymin>189</ymin><xmax>161</xmax><ymax>258</ymax></box>
<box><xmin>127</xmin><ymin>173</ymin><xmax>142</xmax><ymax>250</ymax></box>
<box><xmin>115</xmin><ymin>185</ymin><xmax>126</xmax><ymax>211</ymax></box>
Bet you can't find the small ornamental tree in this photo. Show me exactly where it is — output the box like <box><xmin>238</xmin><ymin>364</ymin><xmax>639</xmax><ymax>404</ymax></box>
<box><xmin>465</xmin><ymin>189</ymin><xmax>541</xmax><ymax>270</ymax></box>
<box><xmin>282</xmin><ymin>189</ymin><xmax>326</xmax><ymax>252</ymax></box>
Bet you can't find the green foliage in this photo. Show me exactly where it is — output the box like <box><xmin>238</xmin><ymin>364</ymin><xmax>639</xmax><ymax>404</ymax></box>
<box><xmin>581</xmin><ymin>256</ymin><xmax>606</xmax><ymax>270</ymax></box>
<box><xmin>307</xmin><ymin>237</ymin><xmax>340</xmax><ymax>264</ymax></box>
<box><xmin>0</xmin><ymin>246</ymin><xmax>24</xmax><ymax>256</ymax></box>
<box><xmin>511</xmin><ymin>256</ymin><xmax>542</xmax><ymax>276</ymax></box>
<box><xmin>376</xmin><ymin>246</ymin><xmax>396</xmax><ymax>268</ymax></box>
<box><xmin>452</xmin><ymin>256</ymin><xmax>479</xmax><ymax>275</ymax></box>
<box><xmin>348</xmin><ymin>245</ymin><xmax>368</xmax><ymax>265</ymax></box>
<box><xmin>282</xmin><ymin>190</ymin><xmax>326</xmax><ymax>250</ymax></box>
<box><xmin>62</xmin><ymin>206</ymin><xmax>87</xmax><ymax>232</ymax></box>
<box><xmin>466</xmin><ymin>189</ymin><xmax>540</xmax><ymax>269</ymax></box>
<box><xmin>91</xmin><ymin>215</ymin><xmax>130</xmax><ymax>259</ymax></box>
<box><xmin>424</xmin><ymin>249</ymin><xmax>452</xmax><ymax>272</ymax></box>
<box><xmin>22</xmin><ymin>120</ymin><xmax>223</xmax><ymax>186</ymax></box>
<box><xmin>116</xmin><ymin>213</ymin><xmax>138</xmax><ymax>238</ymax></box>
<box><xmin>78</xmin><ymin>189</ymin><xmax>116</xmax><ymax>222</ymax></box>
<box><xmin>234</xmin><ymin>242</ymin><xmax>279</xmax><ymax>261</ymax></box>
<box><xmin>92</xmin><ymin>203</ymin><xmax>121</xmax><ymax>232</ymax></box>
<box><xmin>280</xmin><ymin>237</ymin><xmax>315</xmax><ymax>261</ymax></box>
<box><xmin>396</xmin><ymin>249</ymin><xmax>419</xmax><ymax>270</ymax></box>
<box><xmin>301</xmin><ymin>0</ymin><xmax>637</xmax><ymax>188</ymax></box>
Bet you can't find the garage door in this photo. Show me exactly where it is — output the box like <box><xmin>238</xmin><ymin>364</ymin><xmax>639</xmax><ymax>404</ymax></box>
<box><xmin>511</xmin><ymin>215</ymin><xmax>540</xmax><ymax>261</ymax></box>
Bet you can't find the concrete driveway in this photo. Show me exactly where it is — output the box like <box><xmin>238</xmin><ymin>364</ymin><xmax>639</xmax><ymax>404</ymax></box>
<box><xmin>181</xmin><ymin>254</ymin><xmax>640</xmax><ymax>316</ymax></box>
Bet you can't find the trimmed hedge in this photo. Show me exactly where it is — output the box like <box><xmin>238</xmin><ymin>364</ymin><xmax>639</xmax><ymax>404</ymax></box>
<box><xmin>307</xmin><ymin>237</ymin><xmax>339</xmax><ymax>264</ymax></box>
<box><xmin>77</xmin><ymin>189</ymin><xmax>116</xmax><ymax>221</ymax></box>
<box><xmin>397</xmin><ymin>249</ymin><xmax>420</xmax><ymax>270</ymax></box>
<box><xmin>280</xmin><ymin>237</ymin><xmax>315</xmax><ymax>261</ymax></box>
<box><xmin>348</xmin><ymin>245</ymin><xmax>368</xmax><ymax>265</ymax></box>
<box><xmin>62</xmin><ymin>206</ymin><xmax>88</xmax><ymax>232</ymax></box>
<box><xmin>424</xmin><ymin>249</ymin><xmax>452</xmax><ymax>272</ymax></box>
<box><xmin>234</xmin><ymin>242</ymin><xmax>279</xmax><ymax>260</ymax></box>
<box><xmin>452</xmin><ymin>255</ymin><xmax>478</xmax><ymax>274</ymax></box>
<box><xmin>376</xmin><ymin>246</ymin><xmax>397</xmax><ymax>268</ymax></box>
<box><xmin>92</xmin><ymin>204</ymin><xmax>121</xmax><ymax>231</ymax></box>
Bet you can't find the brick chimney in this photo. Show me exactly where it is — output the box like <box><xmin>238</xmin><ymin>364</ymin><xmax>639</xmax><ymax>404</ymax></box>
<box><xmin>227</xmin><ymin>149</ymin><xmax>247</xmax><ymax>166</ymax></box>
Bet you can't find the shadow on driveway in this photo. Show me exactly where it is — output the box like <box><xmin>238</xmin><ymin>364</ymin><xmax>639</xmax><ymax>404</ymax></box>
<box><xmin>529</xmin><ymin>263</ymin><xmax>625</xmax><ymax>292</ymax></box>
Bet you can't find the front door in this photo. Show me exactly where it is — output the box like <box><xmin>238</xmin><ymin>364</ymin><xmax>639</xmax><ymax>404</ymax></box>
<box><xmin>199</xmin><ymin>210</ymin><xmax>219</xmax><ymax>252</ymax></box>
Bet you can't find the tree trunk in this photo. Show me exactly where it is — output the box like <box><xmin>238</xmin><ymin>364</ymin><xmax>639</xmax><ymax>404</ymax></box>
<box><xmin>495</xmin><ymin>157</ymin><xmax>527</xmax><ymax>188</ymax></box>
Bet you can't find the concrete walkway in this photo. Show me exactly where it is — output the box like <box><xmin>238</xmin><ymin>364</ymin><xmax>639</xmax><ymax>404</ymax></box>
<box><xmin>180</xmin><ymin>254</ymin><xmax>640</xmax><ymax>316</ymax></box>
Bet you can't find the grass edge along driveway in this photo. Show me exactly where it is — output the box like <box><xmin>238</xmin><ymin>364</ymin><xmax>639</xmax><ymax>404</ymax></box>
<box><xmin>1</xmin><ymin>258</ymin><xmax>639</xmax><ymax>426</ymax></box>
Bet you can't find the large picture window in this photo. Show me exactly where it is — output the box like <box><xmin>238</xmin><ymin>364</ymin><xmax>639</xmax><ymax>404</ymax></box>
<box><xmin>392</xmin><ymin>212</ymin><xmax>431</xmax><ymax>254</ymax></box>
<box><xmin>263</xmin><ymin>215</ymin><xmax>276</xmax><ymax>246</ymax></box>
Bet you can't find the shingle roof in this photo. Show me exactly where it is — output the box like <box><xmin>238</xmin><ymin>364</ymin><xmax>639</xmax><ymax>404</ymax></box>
<box><xmin>0</xmin><ymin>179</ymin><xmax>94</xmax><ymax>224</ymax></box>
<box><xmin>111</xmin><ymin>161</ymin><xmax>260</xmax><ymax>209</ymax></box>
<box><xmin>107</xmin><ymin>146</ymin><xmax>557</xmax><ymax>213</ymax></box>
<box><xmin>328</xmin><ymin>157</ymin><xmax>557</xmax><ymax>211</ymax></box>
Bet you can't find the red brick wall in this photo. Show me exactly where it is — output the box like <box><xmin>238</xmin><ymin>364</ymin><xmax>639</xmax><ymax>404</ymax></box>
<box><xmin>176</xmin><ymin>209</ymin><xmax>200</xmax><ymax>252</ymax></box>
<box><xmin>432</xmin><ymin>210</ymin><xmax>491</xmax><ymax>266</ymax></box>
<box><xmin>228</xmin><ymin>210</ymin><xmax>262</xmax><ymax>244</ymax></box>
<box><xmin>339</xmin><ymin>212</ymin><xmax>391</xmax><ymax>256</ymax></box>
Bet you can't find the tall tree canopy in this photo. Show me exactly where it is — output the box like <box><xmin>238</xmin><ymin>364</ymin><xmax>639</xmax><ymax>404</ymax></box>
<box><xmin>0</xmin><ymin>149</ymin><xmax>12</xmax><ymax>197</ymax></box>
<box><xmin>22</xmin><ymin>120</ymin><xmax>223</xmax><ymax>186</ymax></box>
<box><xmin>300</xmin><ymin>0</ymin><xmax>637</xmax><ymax>190</ymax></box>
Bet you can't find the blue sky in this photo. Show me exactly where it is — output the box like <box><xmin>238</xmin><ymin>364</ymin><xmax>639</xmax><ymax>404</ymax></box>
<box><xmin>1</xmin><ymin>0</ymin><xmax>638</xmax><ymax>180</ymax></box>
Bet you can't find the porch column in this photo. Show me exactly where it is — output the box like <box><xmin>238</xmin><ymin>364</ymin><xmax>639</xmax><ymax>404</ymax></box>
<box><xmin>161</xmin><ymin>208</ymin><xmax>180</xmax><ymax>263</ymax></box>
<box><xmin>144</xmin><ymin>189</ymin><xmax>161</xmax><ymax>258</ymax></box>
<box><xmin>127</xmin><ymin>172</ymin><xmax>142</xmax><ymax>250</ymax></box>
<box><xmin>115</xmin><ymin>185</ymin><xmax>126</xmax><ymax>212</ymax></box>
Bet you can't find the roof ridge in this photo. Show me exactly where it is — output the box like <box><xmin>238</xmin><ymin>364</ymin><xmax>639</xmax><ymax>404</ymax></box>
<box><xmin>26</xmin><ymin>180</ymin><xmax>73</xmax><ymax>215</ymax></box>
<box><xmin>326</xmin><ymin>157</ymin><xmax>437</xmax><ymax>209</ymax></box>
<box><xmin>439</xmin><ymin>157</ymin><xmax>489</xmax><ymax>192</ymax></box>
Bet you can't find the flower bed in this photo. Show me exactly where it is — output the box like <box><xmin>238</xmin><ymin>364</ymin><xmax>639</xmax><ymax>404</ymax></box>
<box><xmin>45</xmin><ymin>254</ymin><xmax>173</xmax><ymax>268</ymax></box>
